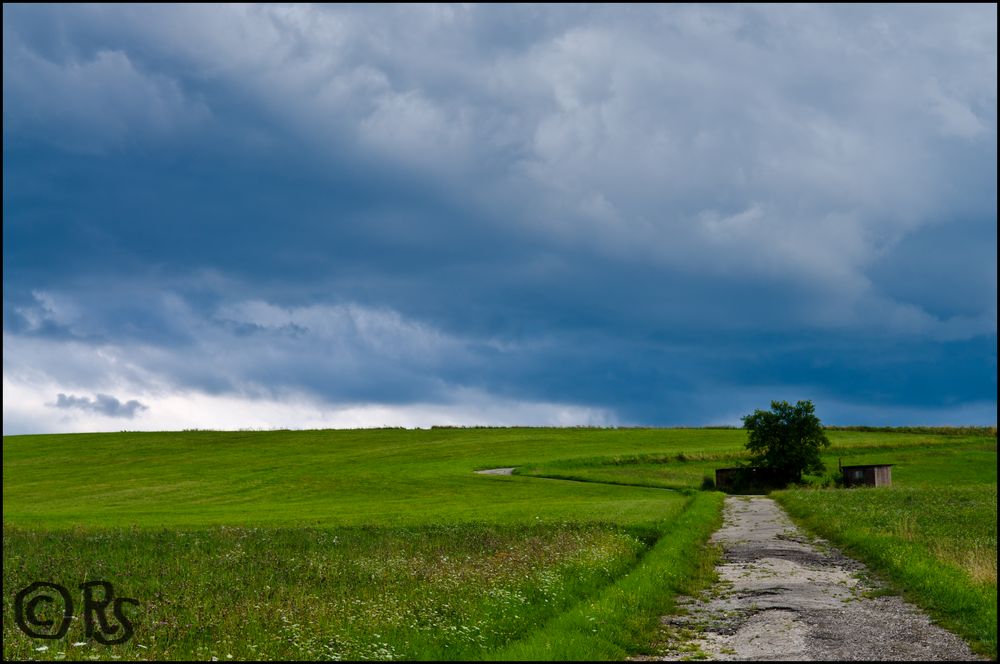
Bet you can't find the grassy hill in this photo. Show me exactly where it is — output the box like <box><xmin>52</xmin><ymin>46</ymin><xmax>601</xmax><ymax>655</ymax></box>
<box><xmin>3</xmin><ymin>427</ymin><xmax>995</xmax><ymax>660</ymax></box>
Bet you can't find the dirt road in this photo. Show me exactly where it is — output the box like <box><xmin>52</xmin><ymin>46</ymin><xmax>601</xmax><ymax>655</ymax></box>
<box><xmin>650</xmin><ymin>496</ymin><xmax>983</xmax><ymax>661</ymax></box>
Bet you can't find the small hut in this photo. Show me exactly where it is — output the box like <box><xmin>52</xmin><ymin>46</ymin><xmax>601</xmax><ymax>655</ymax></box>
<box><xmin>714</xmin><ymin>466</ymin><xmax>778</xmax><ymax>491</ymax></box>
<box><xmin>840</xmin><ymin>463</ymin><xmax>893</xmax><ymax>488</ymax></box>
<box><xmin>714</xmin><ymin>467</ymin><xmax>743</xmax><ymax>491</ymax></box>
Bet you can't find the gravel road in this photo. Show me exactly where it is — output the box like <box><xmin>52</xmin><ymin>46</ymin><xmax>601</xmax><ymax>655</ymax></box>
<box><xmin>647</xmin><ymin>496</ymin><xmax>984</xmax><ymax>661</ymax></box>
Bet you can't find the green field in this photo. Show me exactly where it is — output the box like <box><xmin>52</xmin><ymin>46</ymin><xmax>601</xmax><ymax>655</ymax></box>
<box><xmin>3</xmin><ymin>427</ymin><xmax>996</xmax><ymax>660</ymax></box>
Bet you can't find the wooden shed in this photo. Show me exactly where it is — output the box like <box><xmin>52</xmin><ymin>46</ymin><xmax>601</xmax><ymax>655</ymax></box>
<box><xmin>714</xmin><ymin>466</ymin><xmax>778</xmax><ymax>491</ymax></box>
<box><xmin>841</xmin><ymin>463</ymin><xmax>893</xmax><ymax>488</ymax></box>
<box><xmin>714</xmin><ymin>467</ymin><xmax>743</xmax><ymax>491</ymax></box>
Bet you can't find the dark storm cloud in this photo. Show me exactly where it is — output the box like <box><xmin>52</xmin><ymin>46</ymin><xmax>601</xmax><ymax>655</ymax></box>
<box><xmin>3</xmin><ymin>5</ymin><xmax>996</xmax><ymax>432</ymax></box>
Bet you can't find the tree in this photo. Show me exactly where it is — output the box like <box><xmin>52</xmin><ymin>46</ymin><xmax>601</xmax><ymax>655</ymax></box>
<box><xmin>741</xmin><ymin>400</ymin><xmax>830</xmax><ymax>485</ymax></box>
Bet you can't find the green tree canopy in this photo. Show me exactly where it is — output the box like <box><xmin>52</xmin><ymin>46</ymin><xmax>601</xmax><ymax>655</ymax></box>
<box><xmin>742</xmin><ymin>400</ymin><xmax>830</xmax><ymax>484</ymax></box>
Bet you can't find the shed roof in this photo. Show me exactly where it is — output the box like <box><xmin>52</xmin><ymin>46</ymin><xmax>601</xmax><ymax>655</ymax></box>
<box><xmin>840</xmin><ymin>463</ymin><xmax>894</xmax><ymax>469</ymax></box>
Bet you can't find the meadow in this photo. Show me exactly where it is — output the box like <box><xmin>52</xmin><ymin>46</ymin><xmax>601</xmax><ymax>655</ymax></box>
<box><xmin>3</xmin><ymin>427</ymin><xmax>996</xmax><ymax>660</ymax></box>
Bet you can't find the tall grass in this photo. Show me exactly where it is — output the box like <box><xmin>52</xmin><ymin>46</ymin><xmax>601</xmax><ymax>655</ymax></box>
<box><xmin>2</xmin><ymin>524</ymin><xmax>652</xmax><ymax>661</ymax></box>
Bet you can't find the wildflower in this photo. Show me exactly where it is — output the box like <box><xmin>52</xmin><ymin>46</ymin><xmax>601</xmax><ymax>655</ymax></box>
<box><xmin>36</xmin><ymin>646</ymin><xmax>49</xmax><ymax>652</ymax></box>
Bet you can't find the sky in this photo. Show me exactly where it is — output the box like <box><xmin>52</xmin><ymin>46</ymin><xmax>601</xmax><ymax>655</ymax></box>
<box><xmin>3</xmin><ymin>4</ymin><xmax>997</xmax><ymax>435</ymax></box>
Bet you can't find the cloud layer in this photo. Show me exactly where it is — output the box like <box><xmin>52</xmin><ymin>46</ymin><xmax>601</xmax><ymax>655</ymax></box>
<box><xmin>3</xmin><ymin>5</ymin><xmax>996</xmax><ymax>433</ymax></box>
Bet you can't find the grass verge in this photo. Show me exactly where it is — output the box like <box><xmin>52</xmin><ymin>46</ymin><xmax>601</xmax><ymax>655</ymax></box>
<box><xmin>488</xmin><ymin>491</ymin><xmax>725</xmax><ymax>660</ymax></box>
<box><xmin>774</xmin><ymin>486</ymin><xmax>997</xmax><ymax>659</ymax></box>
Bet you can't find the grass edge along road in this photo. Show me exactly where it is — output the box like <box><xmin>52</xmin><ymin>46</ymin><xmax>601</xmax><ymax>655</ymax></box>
<box><xmin>773</xmin><ymin>487</ymin><xmax>997</xmax><ymax>660</ymax></box>
<box><xmin>490</xmin><ymin>491</ymin><xmax>724</xmax><ymax>660</ymax></box>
